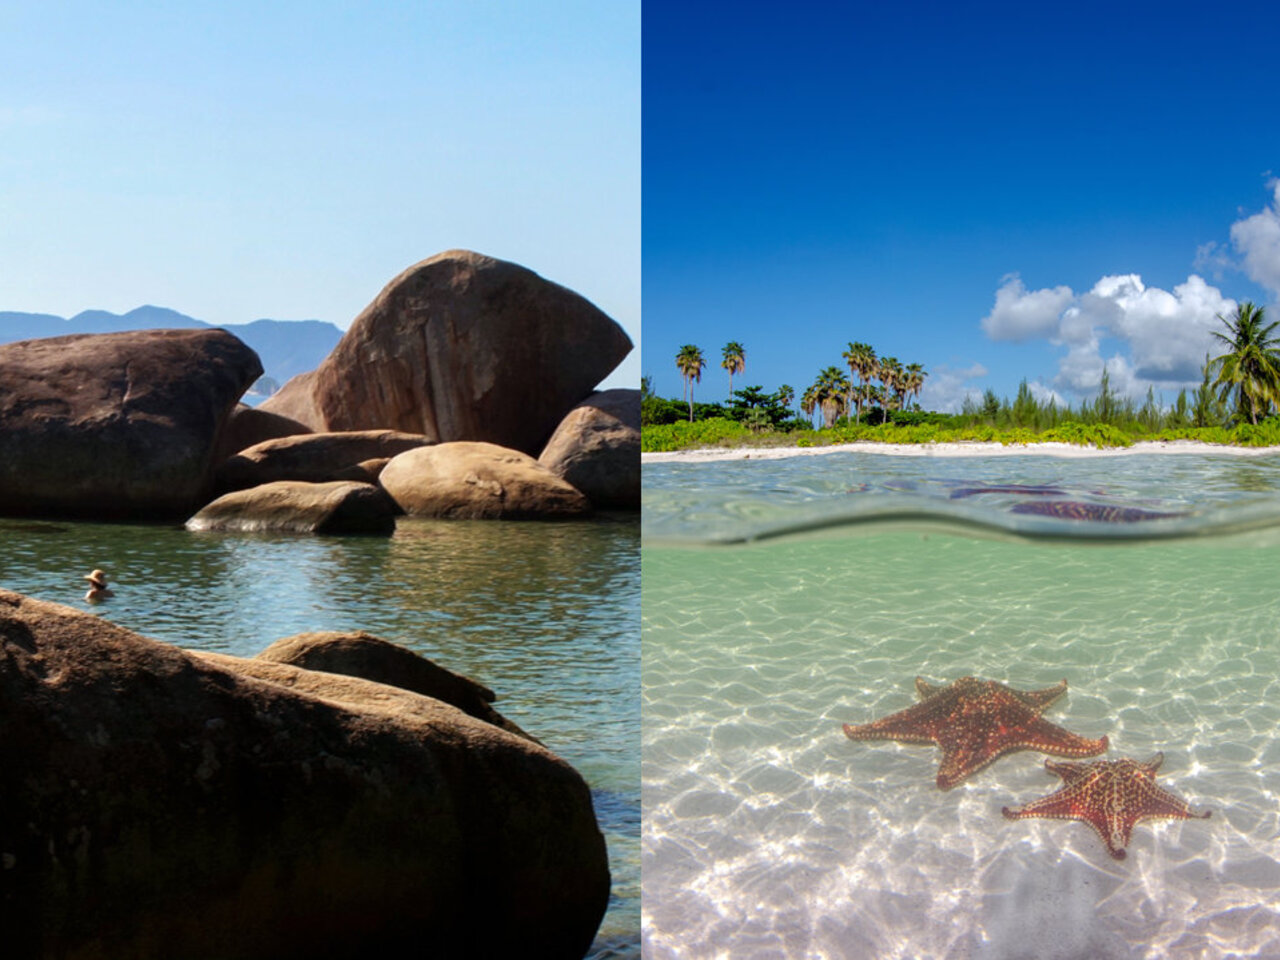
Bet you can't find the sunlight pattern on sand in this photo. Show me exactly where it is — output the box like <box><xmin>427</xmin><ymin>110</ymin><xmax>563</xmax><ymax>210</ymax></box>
<box><xmin>643</xmin><ymin>454</ymin><xmax>1280</xmax><ymax>959</ymax></box>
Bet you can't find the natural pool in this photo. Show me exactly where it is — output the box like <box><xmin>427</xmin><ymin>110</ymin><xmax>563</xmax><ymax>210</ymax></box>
<box><xmin>643</xmin><ymin>450</ymin><xmax>1280</xmax><ymax>960</ymax></box>
<box><xmin>0</xmin><ymin>514</ymin><xmax>639</xmax><ymax>959</ymax></box>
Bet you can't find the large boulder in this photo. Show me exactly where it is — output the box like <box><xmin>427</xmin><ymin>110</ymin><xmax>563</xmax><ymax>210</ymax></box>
<box><xmin>256</xmin><ymin>631</ymin><xmax>538</xmax><ymax>743</ymax></box>
<box><xmin>260</xmin><ymin>250</ymin><xmax>632</xmax><ymax>455</ymax></box>
<box><xmin>0</xmin><ymin>329</ymin><xmax>262</xmax><ymax>519</ymax></box>
<box><xmin>0</xmin><ymin>590</ymin><xmax>609</xmax><ymax>959</ymax></box>
<box><xmin>215</xmin><ymin>430</ymin><xmax>431</xmax><ymax>492</ymax></box>
<box><xmin>185</xmin><ymin>480</ymin><xmax>399</xmax><ymax>534</ymax></box>
<box><xmin>539</xmin><ymin>389</ymin><xmax>640</xmax><ymax>510</ymax></box>
<box><xmin>211</xmin><ymin>403</ymin><xmax>313</xmax><ymax>466</ymax></box>
<box><xmin>379</xmin><ymin>442</ymin><xmax>592</xmax><ymax>520</ymax></box>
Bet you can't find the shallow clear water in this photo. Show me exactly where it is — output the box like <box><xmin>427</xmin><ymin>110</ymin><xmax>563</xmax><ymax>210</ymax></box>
<box><xmin>643</xmin><ymin>452</ymin><xmax>1280</xmax><ymax>960</ymax></box>
<box><xmin>0</xmin><ymin>515</ymin><xmax>639</xmax><ymax>958</ymax></box>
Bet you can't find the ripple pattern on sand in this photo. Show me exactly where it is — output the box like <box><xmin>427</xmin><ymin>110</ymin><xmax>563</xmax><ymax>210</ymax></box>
<box><xmin>643</xmin><ymin>532</ymin><xmax>1280</xmax><ymax>960</ymax></box>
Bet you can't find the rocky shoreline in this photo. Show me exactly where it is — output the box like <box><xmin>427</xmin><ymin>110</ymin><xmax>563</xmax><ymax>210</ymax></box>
<box><xmin>0</xmin><ymin>591</ymin><xmax>608</xmax><ymax>958</ymax></box>
<box><xmin>0</xmin><ymin>250</ymin><xmax>637</xmax><ymax>956</ymax></box>
<box><xmin>0</xmin><ymin>250</ymin><xmax>640</xmax><ymax>527</ymax></box>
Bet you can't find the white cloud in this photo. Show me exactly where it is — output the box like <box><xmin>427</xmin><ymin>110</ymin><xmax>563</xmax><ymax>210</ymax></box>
<box><xmin>980</xmin><ymin>271</ymin><xmax>1234</xmax><ymax>399</ymax></box>
<box><xmin>981</xmin><ymin>275</ymin><xmax>1074</xmax><ymax>341</ymax></box>
<box><xmin>1027</xmin><ymin>380</ymin><xmax>1068</xmax><ymax>408</ymax></box>
<box><xmin>1081</xmin><ymin>273</ymin><xmax>1233</xmax><ymax>381</ymax></box>
<box><xmin>1193</xmin><ymin>240</ymin><xmax>1232</xmax><ymax>280</ymax></box>
<box><xmin>1230</xmin><ymin>178</ymin><xmax>1280</xmax><ymax>297</ymax></box>
<box><xmin>919</xmin><ymin>362</ymin><xmax>988</xmax><ymax>413</ymax></box>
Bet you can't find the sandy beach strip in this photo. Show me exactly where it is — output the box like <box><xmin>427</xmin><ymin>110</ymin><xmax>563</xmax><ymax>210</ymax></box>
<box><xmin>642</xmin><ymin>439</ymin><xmax>1280</xmax><ymax>464</ymax></box>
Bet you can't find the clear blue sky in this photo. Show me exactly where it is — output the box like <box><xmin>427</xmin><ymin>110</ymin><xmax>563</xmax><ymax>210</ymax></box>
<box><xmin>644</xmin><ymin>0</ymin><xmax>1280</xmax><ymax>411</ymax></box>
<box><xmin>0</xmin><ymin>1</ymin><xmax>639</xmax><ymax>389</ymax></box>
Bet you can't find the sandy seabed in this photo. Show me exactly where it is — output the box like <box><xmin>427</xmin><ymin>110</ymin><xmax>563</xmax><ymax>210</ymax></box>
<box><xmin>642</xmin><ymin>439</ymin><xmax>1280</xmax><ymax>464</ymax></box>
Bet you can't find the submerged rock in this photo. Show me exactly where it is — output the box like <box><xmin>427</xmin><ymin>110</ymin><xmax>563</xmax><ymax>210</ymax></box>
<box><xmin>0</xmin><ymin>329</ymin><xmax>262</xmax><ymax>519</ymax></box>
<box><xmin>0</xmin><ymin>590</ymin><xmax>609</xmax><ymax>959</ymax></box>
<box><xmin>539</xmin><ymin>389</ymin><xmax>640</xmax><ymax>510</ymax></box>
<box><xmin>186</xmin><ymin>480</ymin><xmax>399</xmax><ymax>534</ymax></box>
<box><xmin>379</xmin><ymin>441</ymin><xmax>592</xmax><ymax>520</ymax></box>
<box><xmin>260</xmin><ymin>250</ymin><xmax>632</xmax><ymax>455</ymax></box>
<box><xmin>256</xmin><ymin>631</ymin><xmax>538</xmax><ymax>743</ymax></box>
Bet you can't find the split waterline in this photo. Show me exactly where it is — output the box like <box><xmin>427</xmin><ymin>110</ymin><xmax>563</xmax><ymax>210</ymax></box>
<box><xmin>0</xmin><ymin>514</ymin><xmax>640</xmax><ymax>958</ymax></box>
<box><xmin>643</xmin><ymin>451</ymin><xmax>1280</xmax><ymax>959</ymax></box>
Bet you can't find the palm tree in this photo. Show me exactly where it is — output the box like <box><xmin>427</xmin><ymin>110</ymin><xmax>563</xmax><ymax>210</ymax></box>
<box><xmin>842</xmin><ymin>342</ymin><xmax>878</xmax><ymax>423</ymax></box>
<box><xmin>675</xmin><ymin>344</ymin><xmax>706</xmax><ymax>422</ymax></box>
<box><xmin>800</xmin><ymin>384</ymin><xmax>818</xmax><ymax>426</ymax></box>
<box><xmin>865</xmin><ymin>384</ymin><xmax>885</xmax><ymax>420</ymax></box>
<box><xmin>1211</xmin><ymin>302</ymin><xmax>1280</xmax><ymax>425</ymax></box>
<box><xmin>847</xmin><ymin>382</ymin><xmax>870</xmax><ymax>424</ymax></box>
<box><xmin>775</xmin><ymin>383</ymin><xmax>795</xmax><ymax>413</ymax></box>
<box><xmin>812</xmin><ymin>366</ymin><xmax>851</xmax><ymax>429</ymax></box>
<box><xmin>905</xmin><ymin>363</ymin><xmax>927</xmax><ymax>410</ymax></box>
<box><xmin>721</xmin><ymin>342</ymin><xmax>746</xmax><ymax>398</ymax></box>
<box><xmin>880</xmin><ymin>357</ymin><xmax>905</xmax><ymax>411</ymax></box>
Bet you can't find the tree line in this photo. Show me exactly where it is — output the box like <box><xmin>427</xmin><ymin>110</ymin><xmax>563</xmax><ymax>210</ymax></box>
<box><xmin>666</xmin><ymin>340</ymin><xmax>928</xmax><ymax>428</ymax></box>
<box><xmin>653</xmin><ymin>302</ymin><xmax>1280</xmax><ymax>434</ymax></box>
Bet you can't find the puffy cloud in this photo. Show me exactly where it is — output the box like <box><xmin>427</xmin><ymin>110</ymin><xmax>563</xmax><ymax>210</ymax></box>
<box><xmin>1027</xmin><ymin>380</ymin><xmax>1068</xmax><ymax>408</ymax></box>
<box><xmin>1230</xmin><ymin>178</ymin><xmax>1280</xmax><ymax>297</ymax></box>
<box><xmin>919</xmin><ymin>362</ymin><xmax>988</xmax><ymax>413</ymax></box>
<box><xmin>979</xmin><ymin>271</ymin><xmax>1234</xmax><ymax>399</ymax></box>
<box><xmin>981</xmin><ymin>275</ymin><xmax>1074</xmax><ymax>341</ymax></box>
<box><xmin>1078</xmin><ymin>274</ymin><xmax>1233</xmax><ymax>382</ymax></box>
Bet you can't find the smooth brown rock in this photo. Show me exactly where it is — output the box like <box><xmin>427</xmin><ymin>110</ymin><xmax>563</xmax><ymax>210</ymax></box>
<box><xmin>186</xmin><ymin>481</ymin><xmax>399</xmax><ymax>534</ymax></box>
<box><xmin>214</xmin><ymin>430</ymin><xmax>431</xmax><ymax>492</ymax></box>
<box><xmin>348</xmin><ymin>457</ymin><xmax>392</xmax><ymax>482</ymax></box>
<box><xmin>256</xmin><ymin>631</ymin><xmax>538</xmax><ymax>743</ymax></box>
<box><xmin>0</xmin><ymin>590</ymin><xmax>609</xmax><ymax>959</ymax></box>
<box><xmin>260</xmin><ymin>250</ymin><xmax>632</xmax><ymax>455</ymax></box>
<box><xmin>539</xmin><ymin>389</ymin><xmax>640</xmax><ymax>510</ymax></box>
<box><xmin>211</xmin><ymin>404</ymin><xmax>312</xmax><ymax>466</ymax></box>
<box><xmin>379</xmin><ymin>442</ymin><xmax>592</xmax><ymax>520</ymax></box>
<box><xmin>0</xmin><ymin>329</ymin><xmax>262</xmax><ymax>519</ymax></box>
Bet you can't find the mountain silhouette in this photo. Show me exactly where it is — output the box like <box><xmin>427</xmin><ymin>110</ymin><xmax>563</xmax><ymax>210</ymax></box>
<box><xmin>0</xmin><ymin>307</ymin><xmax>343</xmax><ymax>401</ymax></box>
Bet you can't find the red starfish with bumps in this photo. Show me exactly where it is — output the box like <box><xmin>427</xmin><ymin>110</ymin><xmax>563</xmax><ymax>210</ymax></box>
<box><xmin>842</xmin><ymin>676</ymin><xmax>1108</xmax><ymax>790</ymax></box>
<box><xmin>1002</xmin><ymin>753</ymin><xmax>1211</xmax><ymax>859</ymax></box>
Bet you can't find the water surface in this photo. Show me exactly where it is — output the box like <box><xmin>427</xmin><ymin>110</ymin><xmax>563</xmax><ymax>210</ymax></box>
<box><xmin>0</xmin><ymin>515</ymin><xmax>639</xmax><ymax>958</ymax></box>
<box><xmin>643</xmin><ymin>451</ymin><xmax>1280</xmax><ymax>959</ymax></box>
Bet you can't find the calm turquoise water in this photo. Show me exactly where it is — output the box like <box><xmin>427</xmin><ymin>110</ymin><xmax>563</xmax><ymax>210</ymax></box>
<box><xmin>643</xmin><ymin>451</ymin><xmax>1280</xmax><ymax>960</ymax></box>
<box><xmin>0</xmin><ymin>515</ymin><xmax>639</xmax><ymax>958</ymax></box>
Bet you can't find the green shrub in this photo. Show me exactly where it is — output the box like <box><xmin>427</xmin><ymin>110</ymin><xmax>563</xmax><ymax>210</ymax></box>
<box><xmin>640</xmin><ymin>417</ymin><xmax>750</xmax><ymax>452</ymax></box>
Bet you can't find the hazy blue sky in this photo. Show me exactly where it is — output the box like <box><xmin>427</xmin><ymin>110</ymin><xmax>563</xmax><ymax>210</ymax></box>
<box><xmin>644</xmin><ymin>1</ymin><xmax>1280</xmax><ymax>411</ymax></box>
<box><xmin>0</xmin><ymin>1</ymin><xmax>639</xmax><ymax>388</ymax></box>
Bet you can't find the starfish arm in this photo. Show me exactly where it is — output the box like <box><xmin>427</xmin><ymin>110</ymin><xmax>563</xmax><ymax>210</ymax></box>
<box><xmin>842</xmin><ymin>695</ymin><xmax>947</xmax><ymax>743</ymax></box>
<box><xmin>1001</xmin><ymin>789</ymin><xmax>1080</xmax><ymax>821</ymax></box>
<box><xmin>1138</xmin><ymin>784</ymin><xmax>1213</xmax><ymax>822</ymax></box>
<box><xmin>1008</xmin><ymin>718</ymin><xmax>1108</xmax><ymax>759</ymax></box>
<box><xmin>1140</xmin><ymin>752</ymin><xmax>1165</xmax><ymax>774</ymax></box>
<box><xmin>1044</xmin><ymin>758</ymin><xmax>1094</xmax><ymax>782</ymax></box>
<box><xmin>937</xmin><ymin>746</ymin><xmax>1009</xmax><ymax>790</ymax></box>
<box><xmin>1011</xmin><ymin>679</ymin><xmax>1069</xmax><ymax>713</ymax></box>
<box><xmin>1094</xmin><ymin>814</ymin><xmax>1133</xmax><ymax>860</ymax></box>
<box><xmin>914</xmin><ymin>676</ymin><xmax>943</xmax><ymax>700</ymax></box>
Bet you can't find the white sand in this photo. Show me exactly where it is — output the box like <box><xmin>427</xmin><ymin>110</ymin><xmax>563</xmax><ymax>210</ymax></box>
<box><xmin>642</xmin><ymin>439</ymin><xmax>1280</xmax><ymax>464</ymax></box>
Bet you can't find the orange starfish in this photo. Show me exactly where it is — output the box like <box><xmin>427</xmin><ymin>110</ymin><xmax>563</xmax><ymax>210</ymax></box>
<box><xmin>842</xmin><ymin>676</ymin><xmax>1108</xmax><ymax>790</ymax></box>
<box><xmin>1002</xmin><ymin>753</ymin><xmax>1211</xmax><ymax>860</ymax></box>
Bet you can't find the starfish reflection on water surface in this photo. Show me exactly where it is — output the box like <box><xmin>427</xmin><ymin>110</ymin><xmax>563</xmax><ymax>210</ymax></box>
<box><xmin>1002</xmin><ymin>753</ymin><xmax>1211</xmax><ymax>860</ymax></box>
<box><xmin>842</xmin><ymin>676</ymin><xmax>1108</xmax><ymax>790</ymax></box>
